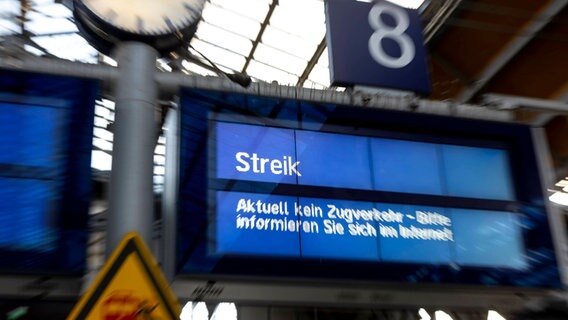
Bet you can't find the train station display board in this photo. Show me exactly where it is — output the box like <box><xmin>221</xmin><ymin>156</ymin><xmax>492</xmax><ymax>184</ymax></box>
<box><xmin>0</xmin><ymin>70</ymin><xmax>97</xmax><ymax>274</ymax></box>
<box><xmin>177</xmin><ymin>88</ymin><xmax>561</xmax><ymax>288</ymax></box>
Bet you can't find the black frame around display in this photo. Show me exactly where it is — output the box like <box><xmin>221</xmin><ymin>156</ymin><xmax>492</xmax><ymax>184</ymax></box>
<box><xmin>176</xmin><ymin>88</ymin><xmax>561</xmax><ymax>289</ymax></box>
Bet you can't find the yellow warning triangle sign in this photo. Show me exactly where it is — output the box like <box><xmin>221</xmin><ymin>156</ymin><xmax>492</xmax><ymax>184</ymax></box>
<box><xmin>67</xmin><ymin>232</ymin><xmax>180</xmax><ymax>320</ymax></box>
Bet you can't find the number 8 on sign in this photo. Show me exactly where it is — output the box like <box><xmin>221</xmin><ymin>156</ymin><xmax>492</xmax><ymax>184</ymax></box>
<box><xmin>368</xmin><ymin>2</ymin><xmax>415</xmax><ymax>69</ymax></box>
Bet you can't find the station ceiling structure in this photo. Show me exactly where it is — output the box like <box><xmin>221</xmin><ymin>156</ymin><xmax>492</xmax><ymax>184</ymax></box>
<box><xmin>1</xmin><ymin>1</ymin><xmax>568</xmax><ymax>317</ymax></box>
<box><xmin>0</xmin><ymin>0</ymin><xmax>568</xmax><ymax>167</ymax></box>
<box><xmin>1</xmin><ymin>0</ymin><xmax>568</xmax><ymax>180</ymax></box>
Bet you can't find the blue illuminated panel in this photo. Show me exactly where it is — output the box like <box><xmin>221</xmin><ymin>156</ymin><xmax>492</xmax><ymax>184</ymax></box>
<box><xmin>452</xmin><ymin>208</ymin><xmax>526</xmax><ymax>269</ymax></box>
<box><xmin>0</xmin><ymin>178</ymin><xmax>54</xmax><ymax>251</ymax></box>
<box><xmin>0</xmin><ymin>103</ymin><xmax>60</xmax><ymax>167</ymax></box>
<box><xmin>370</xmin><ymin>139</ymin><xmax>444</xmax><ymax>195</ymax></box>
<box><xmin>212</xmin><ymin>121</ymin><xmax>524</xmax><ymax>267</ymax></box>
<box><xmin>215</xmin><ymin>121</ymin><xmax>514</xmax><ymax>201</ymax></box>
<box><xmin>299</xmin><ymin>197</ymin><xmax>379</xmax><ymax>260</ymax></box>
<box><xmin>0</xmin><ymin>71</ymin><xmax>96</xmax><ymax>274</ymax></box>
<box><xmin>213</xmin><ymin>191</ymin><xmax>527</xmax><ymax>269</ymax></box>
<box><xmin>178</xmin><ymin>89</ymin><xmax>561</xmax><ymax>288</ymax></box>
<box><xmin>216</xmin><ymin>122</ymin><xmax>298</xmax><ymax>184</ymax></box>
<box><xmin>215</xmin><ymin>191</ymin><xmax>300</xmax><ymax>257</ymax></box>
<box><xmin>442</xmin><ymin>145</ymin><xmax>514</xmax><ymax>200</ymax></box>
<box><xmin>377</xmin><ymin>203</ymin><xmax>453</xmax><ymax>264</ymax></box>
<box><xmin>296</xmin><ymin>131</ymin><xmax>373</xmax><ymax>189</ymax></box>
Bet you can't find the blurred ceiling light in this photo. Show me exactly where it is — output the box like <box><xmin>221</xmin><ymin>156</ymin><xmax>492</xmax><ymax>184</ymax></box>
<box><xmin>435</xmin><ymin>311</ymin><xmax>454</xmax><ymax>320</ymax></box>
<box><xmin>210</xmin><ymin>303</ymin><xmax>237</xmax><ymax>320</ymax></box>
<box><xmin>550</xmin><ymin>191</ymin><xmax>568</xmax><ymax>206</ymax></box>
<box><xmin>549</xmin><ymin>178</ymin><xmax>568</xmax><ymax>206</ymax></box>
<box><xmin>419</xmin><ymin>308</ymin><xmax>431</xmax><ymax>320</ymax></box>
<box><xmin>488</xmin><ymin>310</ymin><xmax>507</xmax><ymax>320</ymax></box>
<box><xmin>91</xmin><ymin>150</ymin><xmax>112</xmax><ymax>171</ymax></box>
<box><xmin>180</xmin><ymin>302</ymin><xmax>209</xmax><ymax>320</ymax></box>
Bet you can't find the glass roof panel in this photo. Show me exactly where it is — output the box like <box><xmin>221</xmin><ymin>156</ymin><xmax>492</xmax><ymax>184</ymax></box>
<box><xmin>209</xmin><ymin>0</ymin><xmax>270</xmax><ymax>22</ymax></box>
<box><xmin>306</xmin><ymin>47</ymin><xmax>330</xmax><ymax>88</ymax></box>
<box><xmin>32</xmin><ymin>33</ymin><xmax>97</xmax><ymax>62</ymax></box>
<box><xmin>269</xmin><ymin>0</ymin><xmax>325</xmax><ymax>42</ymax></box>
<box><xmin>195</xmin><ymin>22</ymin><xmax>253</xmax><ymax>56</ymax></box>
<box><xmin>253</xmin><ymin>43</ymin><xmax>307</xmax><ymax>76</ymax></box>
<box><xmin>91</xmin><ymin>150</ymin><xmax>112</xmax><ymax>171</ymax></box>
<box><xmin>247</xmin><ymin>60</ymin><xmax>299</xmax><ymax>85</ymax></box>
<box><xmin>26</xmin><ymin>2</ymin><xmax>76</xmax><ymax>35</ymax></box>
<box><xmin>306</xmin><ymin>65</ymin><xmax>330</xmax><ymax>87</ymax></box>
<box><xmin>93</xmin><ymin>138</ymin><xmax>113</xmax><ymax>152</ymax></box>
<box><xmin>181</xmin><ymin>60</ymin><xmax>217</xmax><ymax>76</ymax></box>
<box><xmin>0</xmin><ymin>1</ymin><xmax>20</xmax><ymax>36</ymax></box>
<box><xmin>261</xmin><ymin>26</ymin><xmax>317</xmax><ymax>60</ymax></box>
<box><xmin>201</xmin><ymin>4</ymin><xmax>261</xmax><ymax>39</ymax></box>
<box><xmin>190</xmin><ymin>38</ymin><xmax>245</xmax><ymax>72</ymax></box>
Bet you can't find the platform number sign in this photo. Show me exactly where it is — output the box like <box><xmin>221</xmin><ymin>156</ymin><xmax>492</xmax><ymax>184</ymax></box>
<box><xmin>368</xmin><ymin>3</ymin><xmax>415</xmax><ymax>68</ymax></box>
<box><xmin>326</xmin><ymin>0</ymin><xmax>431</xmax><ymax>95</ymax></box>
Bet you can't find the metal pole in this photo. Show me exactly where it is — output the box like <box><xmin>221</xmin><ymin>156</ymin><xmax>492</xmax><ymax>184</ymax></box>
<box><xmin>106</xmin><ymin>42</ymin><xmax>158</xmax><ymax>255</ymax></box>
<box><xmin>162</xmin><ymin>102</ymin><xmax>180</xmax><ymax>281</ymax></box>
<box><xmin>532</xmin><ymin>128</ymin><xmax>568</xmax><ymax>287</ymax></box>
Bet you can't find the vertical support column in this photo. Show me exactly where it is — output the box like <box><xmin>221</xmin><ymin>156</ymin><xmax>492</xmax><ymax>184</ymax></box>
<box><xmin>162</xmin><ymin>103</ymin><xmax>180</xmax><ymax>281</ymax></box>
<box><xmin>532</xmin><ymin>127</ymin><xmax>568</xmax><ymax>287</ymax></box>
<box><xmin>106</xmin><ymin>42</ymin><xmax>158</xmax><ymax>255</ymax></box>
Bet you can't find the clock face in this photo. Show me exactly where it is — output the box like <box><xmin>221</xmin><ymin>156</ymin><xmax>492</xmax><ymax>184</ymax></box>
<box><xmin>81</xmin><ymin>0</ymin><xmax>205</xmax><ymax>36</ymax></box>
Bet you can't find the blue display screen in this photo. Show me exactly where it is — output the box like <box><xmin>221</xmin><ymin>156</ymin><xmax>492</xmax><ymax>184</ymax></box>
<box><xmin>0</xmin><ymin>71</ymin><xmax>97</xmax><ymax>274</ymax></box>
<box><xmin>214</xmin><ymin>121</ymin><xmax>515</xmax><ymax>200</ymax></box>
<box><xmin>213</xmin><ymin>122</ymin><xmax>522</xmax><ymax>269</ymax></box>
<box><xmin>296</xmin><ymin>131</ymin><xmax>373</xmax><ymax>189</ymax></box>
<box><xmin>0</xmin><ymin>103</ymin><xmax>60</xmax><ymax>167</ymax></box>
<box><xmin>370</xmin><ymin>139</ymin><xmax>443</xmax><ymax>195</ymax></box>
<box><xmin>178</xmin><ymin>88</ymin><xmax>561</xmax><ymax>288</ymax></box>
<box><xmin>215</xmin><ymin>191</ymin><xmax>300</xmax><ymax>256</ymax></box>
<box><xmin>216</xmin><ymin>122</ymin><xmax>298</xmax><ymax>184</ymax></box>
<box><xmin>212</xmin><ymin>192</ymin><xmax>526</xmax><ymax>270</ymax></box>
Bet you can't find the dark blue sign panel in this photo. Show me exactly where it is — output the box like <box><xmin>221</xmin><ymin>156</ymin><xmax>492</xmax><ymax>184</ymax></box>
<box><xmin>326</xmin><ymin>0</ymin><xmax>431</xmax><ymax>94</ymax></box>
<box><xmin>178</xmin><ymin>88</ymin><xmax>561</xmax><ymax>288</ymax></box>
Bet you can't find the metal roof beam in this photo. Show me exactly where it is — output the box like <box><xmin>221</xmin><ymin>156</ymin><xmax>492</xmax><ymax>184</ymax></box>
<box><xmin>431</xmin><ymin>51</ymin><xmax>471</xmax><ymax>86</ymax></box>
<box><xmin>457</xmin><ymin>0</ymin><xmax>568</xmax><ymax>103</ymax></box>
<box><xmin>423</xmin><ymin>0</ymin><xmax>463</xmax><ymax>44</ymax></box>
<box><xmin>297</xmin><ymin>35</ymin><xmax>326</xmax><ymax>87</ymax></box>
<box><xmin>241</xmin><ymin>0</ymin><xmax>279</xmax><ymax>74</ymax></box>
<box><xmin>0</xmin><ymin>56</ymin><xmax>515</xmax><ymax>122</ymax></box>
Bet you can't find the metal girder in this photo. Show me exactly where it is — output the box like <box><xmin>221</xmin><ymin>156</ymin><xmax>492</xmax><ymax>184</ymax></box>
<box><xmin>431</xmin><ymin>51</ymin><xmax>471</xmax><ymax>86</ymax></box>
<box><xmin>483</xmin><ymin>93</ymin><xmax>568</xmax><ymax>113</ymax></box>
<box><xmin>423</xmin><ymin>0</ymin><xmax>463</xmax><ymax>44</ymax></box>
<box><xmin>560</xmin><ymin>88</ymin><xmax>568</xmax><ymax>102</ymax></box>
<box><xmin>241</xmin><ymin>0</ymin><xmax>279</xmax><ymax>74</ymax></box>
<box><xmin>297</xmin><ymin>35</ymin><xmax>327</xmax><ymax>87</ymax></box>
<box><xmin>0</xmin><ymin>56</ymin><xmax>515</xmax><ymax>122</ymax></box>
<box><xmin>457</xmin><ymin>0</ymin><xmax>568</xmax><ymax>103</ymax></box>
